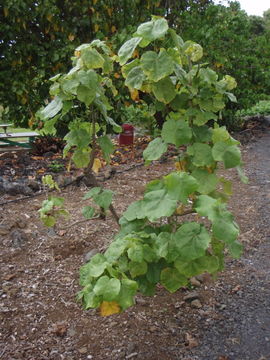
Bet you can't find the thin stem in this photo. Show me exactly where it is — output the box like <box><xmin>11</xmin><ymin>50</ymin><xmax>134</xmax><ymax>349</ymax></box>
<box><xmin>83</xmin><ymin>110</ymin><xmax>120</xmax><ymax>226</ymax></box>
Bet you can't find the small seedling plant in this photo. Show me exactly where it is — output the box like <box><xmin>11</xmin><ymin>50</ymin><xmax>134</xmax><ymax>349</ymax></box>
<box><xmin>39</xmin><ymin>17</ymin><xmax>247</xmax><ymax>317</ymax></box>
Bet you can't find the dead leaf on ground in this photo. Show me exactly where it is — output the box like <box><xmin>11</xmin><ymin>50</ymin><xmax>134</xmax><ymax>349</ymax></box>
<box><xmin>185</xmin><ymin>332</ymin><xmax>199</xmax><ymax>348</ymax></box>
<box><xmin>231</xmin><ymin>284</ymin><xmax>241</xmax><ymax>293</ymax></box>
<box><xmin>50</xmin><ymin>322</ymin><xmax>68</xmax><ymax>337</ymax></box>
<box><xmin>3</xmin><ymin>273</ymin><xmax>16</xmax><ymax>281</ymax></box>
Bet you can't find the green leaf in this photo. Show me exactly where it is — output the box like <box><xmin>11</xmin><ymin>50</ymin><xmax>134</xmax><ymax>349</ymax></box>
<box><xmin>62</xmin><ymin>78</ymin><xmax>80</xmax><ymax>94</ymax></box>
<box><xmin>72</xmin><ymin>148</ymin><xmax>91</xmax><ymax>168</ymax></box>
<box><xmin>105</xmin><ymin>237</ymin><xmax>129</xmax><ymax>262</ymax></box>
<box><xmin>141</xmin><ymin>50</ymin><xmax>174</xmax><ymax>82</ymax></box>
<box><xmin>41</xmin><ymin>215</ymin><xmax>56</xmax><ymax>227</ymax></box>
<box><xmin>164</xmin><ymin>172</ymin><xmax>198</xmax><ymax>203</ymax></box>
<box><xmin>212</xmin><ymin>127</ymin><xmax>230</xmax><ymax>143</ymax></box>
<box><xmin>94</xmin><ymin>189</ymin><xmax>113</xmax><ymax>210</ymax></box>
<box><xmin>125</xmin><ymin>66</ymin><xmax>146</xmax><ymax>89</ymax></box>
<box><xmin>193</xmin><ymin>110</ymin><xmax>217</xmax><ymax>126</ymax></box>
<box><xmin>81</xmin><ymin>48</ymin><xmax>105</xmax><ymax>69</ymax></box>
<box><xmin>225</xmin><ymin>92</ymin><xmax>237</xmax><ymax>102</ymax></box>
<box><xmin>192</xmin><ymin>169</ymin><xmax>218</xmax><ymax>194</ymax></box>
<box><xmin>41</xmin><ymin>96</ymin><xmax>63</xmax><ymax>119</ymax></box>
<box><xmin>137</xmin><ymin>18</ymin><xmax>169</xmax><ymax>42</ymax></box>
<box><xmin>170</xmin><ymin>93</ymin><xmax>190</xmax><ymax>111</ymax></box>
<box><xmin>184</xmin><ymin>42</ymin><xmax>203</xmax><ymax>62</ymax></box>
<box><xmin>64</xmin><ymin>128</ymin><xmax>91</xmax><ymax>148</ymax></box>
<box><xmin>83</xmin><ymin>187</ymin><xmax>101</xmax><ymax>200</ymax></box>
<box><xmin>199</xmin><ymin>68</ymin><xmax>218</xmax><ymax>84</ymax></box>
<box><xmin>117</xmin><ymin>218</ymin><xmax>146</xmax><ymax>238</ymax></box>
<box><xmin>187</xmin><ymin>143</ymin><xmax>214</xmax><ymax>167</ymax></box>
<box><xmin>118</xmin><ymin>37</ymin><xmax>142</xmax><ymax>65</ymax></box>
<box><xmin>212</xmin><ymin>142</ymin><xmax>241</xmax><ymax>168</ymax></box>
<box><xmin>137</xmin><ymin>277</ymin><xmax>156</xmax><ymax>296</ymax></box>
<box><xmin>77</xmin><ymin>85</ymin><xmax>96</xmax><ymax>105</ymax></box>
<box><xmin>93</xmin><ymin>276</ymin><xmax>121</xmax><ymax>301</ymax></box>
<box><xmin>143</xmin><ymin>137</ymin><xmax>167</xmax><ymax>162</ymax></box>
<box><xmin>161</xmin><ymin>117</ymin><xmax>192</xmax><ymax>146</ymax></box>
<box><xmin>143</xmin><ymin>189</ymin><xmax>178</xmax><ymax>221</ymax></box>
<box><xmin>146</xmin><ymin>263</ymin><xmax>162</xmax><ymax>283</ymax></box>
<box><xmin>85</xmin><ymin>254</ymin><xmax>108</xmax><ymax>277</ymax></box>
<box><xmin>236</xmin><ymin>166</ymin><xmax>249</xmax><ymax>184</ymax></box>
<box><xmin>160</xmin><ymin>267</ymin><xmax>187</xmax><ymax>293</ymax></box>
<box><xmin>122</xmin><ymin>59</ymin><xmax>140</xmax><ymax>78</ymax></box>
<box><xmin>122</xmin><ymin>200</ymin><xmax>145</xmax><ymax>221</ymax></box>
<box><xmin>82</xmin><ymin>206</ymin><xmax>95</xmax><ymax>219</ymax></box>
<box><xmin>82</xmin><ymin>290</ymin><xmax>100</xmax><ymax>309</ymax></box>
<box><xmin>97</xmin><ymin>135</ymin><xmax>114</xmax><ymax>163</ymax></box>
<box><xmin>174</xmin><ymin>255</ymin><xmax>219</xmax><ymax>277</ymax></box>
<box><xmin>192</xmin><ymin>125</ymin><xmax>213</xmax><ymax>142</ymax></box>
<box><xmin>174</xmin><ymin>222</ymin><xmax>211</xmax><ymax>260</ymax></box>
<box><xmin>152</xmin><ymin>77</ymin><xmax>176</xmax><ymax>104</ymax></box>
<box><xmin>127</xmin><ymin>244</ymin><xmax>144</xmax><ymax>263</ymax></box>
<box><xmin>76</xmin><ymin>69</ymin><xmax>98</xmax><ymax>89</ymax></box>
<box><xmin>227</xmin><ymin>241</ymin><xmax>243</xmax><ymax>258</ymax></box>
<box><xmin>212</xmin><ymin>213</ymin><xmax>239</xmax><ymax>244</ymax></box>
<box><xmin>129</xmin><ymin>261</ymin><xmax>148</xmax><ymax>278</ymax></box>
<box><xmin>194</xmin><ymin>195</ymin><xmax>220</xmax><ymax>221</ymax></box>
<box><xmin>116</xmin><ymin>279</ymin><xmax>138</xmax><ymax>310</ymax></box>
<box><xmin>143</xmin><ymin>244</ymin><xmax>158</xmax><ymax>262</ymax></box>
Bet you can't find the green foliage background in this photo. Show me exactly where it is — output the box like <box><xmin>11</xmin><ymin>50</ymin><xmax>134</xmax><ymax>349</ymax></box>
<box><xmin>1</xmin><ymin>0</ymin><xmax>270</xmax><ymax>129</ymax></box>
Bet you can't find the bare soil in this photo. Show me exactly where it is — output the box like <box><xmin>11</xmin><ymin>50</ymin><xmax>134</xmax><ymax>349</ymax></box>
<box><xmin>0</xmin><ymin>130</ymin><xmax>269</xmax><ymax>360</ymax></box>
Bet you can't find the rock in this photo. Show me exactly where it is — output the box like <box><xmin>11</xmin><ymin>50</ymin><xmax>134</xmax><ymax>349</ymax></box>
<box><xmin>10</xmin><ymin>229</ymin><xmax>28</xmax><ymax>247</ymax></box>
<box><xmin>126</xmin><ymin>342</ymin><xmax>136</xmax><ymax>354</ymax></box>
<box><xmin>84</xmin><ymin>248</ymin><xmax>99</xmax><ymax>262</ymax></box>
<box><xmin>27</xmin><ymin>180</ymin><xmax>40</xmax><ymax>192</ymax></box>
<box><xmin>126</xmin><ymin>352</ymin><xmax>138</xmax><ymax>359</ymax></box>
<box><xmin>190</xmin><ymin>299</ymin><xmax>202</xmax><ymax>309</ymax></box>
<box><xmin>78</xmin><ymin>347</ymin><xmax>88</xmax><ymax>354</ymax></box>
<box><xmin>16</xmin><ymin>218</ymin><xmax>27</xmax><ymax>229</ymax></box>
<box><xmin>185</xmin><ymin>332</ymin><xmax>199</xmax><ymax>348</ymax></box>
<box><xmin>4</xmin><ymin>181</ymin><xmax>33</xmax><ymax>196</ymax></box>
<box><xmin>190</xmin><ymin>277</ymin><xmax>201</xmax><ymax>287</ymax></box>
<box><xmin>183</xmin><ymin>291</ymin><xmax>200</xmax><ymax>302</ymax></box>
<box><xmin>43</xmin><ymin>151</ymin><xmax>55</xmax><ymax>158</ymax></box>
<box><xmin>0</xmin><ymin>224</ymin><xmax>11</xmax><ymax>235</ymax></box>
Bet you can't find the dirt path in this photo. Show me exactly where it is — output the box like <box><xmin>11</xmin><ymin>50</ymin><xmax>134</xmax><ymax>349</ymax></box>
<box><xmin>0</xmin><ymin>131</ymin><xmax>269</xmax><ymax>360</ymax></box>
<box><xmin>189</xmin><ymin>132</ymin><xmax>270</xmax><ymax>360</ymax></box>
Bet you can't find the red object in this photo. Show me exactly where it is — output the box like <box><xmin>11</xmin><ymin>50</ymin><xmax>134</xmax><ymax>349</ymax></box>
<box><xmin>119</xmin><ymin>123</ymin><xmax>134</xmax><ymax>145</ymax></box>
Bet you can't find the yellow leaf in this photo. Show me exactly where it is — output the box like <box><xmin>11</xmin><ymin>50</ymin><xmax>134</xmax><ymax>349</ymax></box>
<box><xmin>92</xmin><ymin>158</ymin><xmax>102</xmax><ymax>174</ymax></box>
<box><xmin>111</xmin><ymin>25</ymin><xmax>116</xmax><ymax>33</ymax></box>
<box><xmin>3</xmin><ymin>7</ymin><xmax>9</xmax><ymax>17</ymax></box>
<box><xmin>107</xmin><ymin>7</ymin><xmax>112</xmax><ymax>16</ymax></box>
<box><xmin>133</xmin><ymin>49</ymin><xmax>139</xmax><ymax>58</ymax></box>
<box><xmin>93</xmin><ymin>0</ymin><xmax>98</xmax><ymax>4</ymax></box>
<box><xmin>94</xmin><ymin>24</ymin><xmax>99</xmax><ymax>32</ymax></box>
<box><xmin>74</xmin><ymin>50</ymin><xmax>81</xmax><ymax>58</ymax></box>
<box><xmin>68</xmin><ymin>33</ymin><xmax>75</xmax><ymax>41</ymax></box>
<box><xmin>100</xmin><ymin>301</ymin><xmax>121</xmax><ymax>316</ymax></box>
<box><xmin>175</xmin><ymin>160</ymin><xmax>186</xmax><ymax>171</ymax></box>
<box><xmin>22</xmin><ymin>22</ymin><xmax>26</xmax><ymax>30</ymax></box>
<box><xmin>67</xmin><ymin>159</ymin><xmax>72</xmax><ymax>172</ymax></box>
<box><xmin>53</xmin><ymin>24</ymin><xmax>59</xmax><ymax>31</ymax></box>
<box><xmin>130</xmin><ymin>89</ymin><xmax>139</xmax><ymax>102</ymax></box>
<box><xmin>21</xmin><ymin>95</ymin><xmax>28</xmax><ymax>105</ymax></box>
<box><xmin>176</xmin><ymin>204</ymin><xmax>184</xmax><ymax>215</ymax></box>
<box><xmin>114</xmin><ymin>72</ymin><xmax>120</xmax><ymax>79</ymax></box>
<box><xmin>46</xmin><ymin>14</ymin><xmax>53</xmax><ymax>22</ymax></box>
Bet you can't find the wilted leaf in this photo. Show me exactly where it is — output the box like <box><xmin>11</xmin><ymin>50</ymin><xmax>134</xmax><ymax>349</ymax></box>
<box><xmin>92</xmin><ymin>158</ymin><xmax>102</xmax><ymax>174</ymax></box>
<box><xmin>100</xmin><ymin>301</ymin><xmax>121</xmax><ymax>316</ymax></box>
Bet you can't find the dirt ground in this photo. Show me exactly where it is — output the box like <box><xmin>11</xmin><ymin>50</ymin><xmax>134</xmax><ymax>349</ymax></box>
<box><xmin>0</xmin><ymin>129</ymin><xmax>269</xmax><ymax>360</ymax></box>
